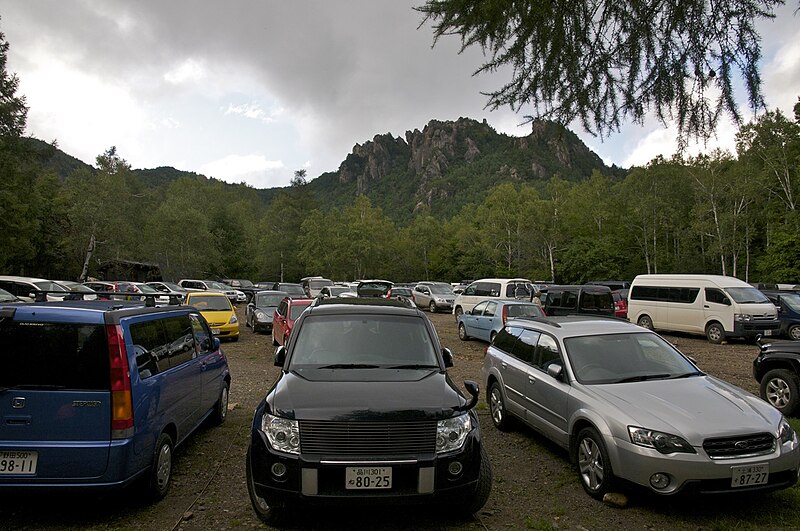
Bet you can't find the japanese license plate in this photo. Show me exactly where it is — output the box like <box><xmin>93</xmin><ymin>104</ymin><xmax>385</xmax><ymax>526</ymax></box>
<box><xmin>345</xmin><ymin>466</ymin><xmax>392</xmax><ymax>490</ymax></box>
<box><xmin>211</xmin><ymin>328</ymin><xmax>220</xmax><ymax>335</ymax></box>
<box><xmin>764</xmin><ymin>329</ymin><xmax>773</xmax><ymax>336</ymax></box>
<box><xmin>0</xmin><ymin>451</ymin><xmax>38</xmax><ymax>475</ymax></box>
<box><xmin>731</xmin><ymin>463</ymin><xmax>768</xmax><ymax>487</ymax></box>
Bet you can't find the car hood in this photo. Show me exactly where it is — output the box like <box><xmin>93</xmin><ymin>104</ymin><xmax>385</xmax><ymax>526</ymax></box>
<box><xmin>587</xmin><ymin>376</ymin><xmax>780</xmax><ymax>443</ymax></box>
<box><xmin>268</xmin><ymin>369</ymin><xmax>468</xmax><ymax>421</ymax></box>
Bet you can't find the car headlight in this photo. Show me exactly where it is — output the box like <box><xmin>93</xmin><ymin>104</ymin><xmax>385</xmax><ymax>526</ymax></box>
<box><xmin>229</xmin><ymin>314</ymin><xmax>238</xmax><ymax>324</ymax></box>
<box><xmin>435</xmin><ymin>297</ymin><xmax>446</xmax><ymax>303</ymax></box>
<box><xmin>260</xmin><ymin>414</ymin><xmax>301</xmax><ymax>454</ymax></box>
<box><xmin>437</xmin><ymin>414</ymin><xmax>472</xmax><ymax>454</ymax></box>
<box><xmin>779</xmin><ymin>418</ymin><xmax>796</xmax><ymax>445</ymax></box>
<box><xmin>628</xmin><ymin>426</ymin><xmax>696</xmax><ymax>454</ymax></box>
<box><xmin>735</xmin><ymin>313</ymin><xmax>753</xmax><ymax>322</ymax></box>
<box><xmin>255</xmin><ymin>310</ymin><xmax>267</xmax><ymax>321</ymax></box>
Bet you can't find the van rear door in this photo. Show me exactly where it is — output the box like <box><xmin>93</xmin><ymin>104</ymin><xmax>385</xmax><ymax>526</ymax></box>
<box><xmin>0</xmin><ymin>312</ymin><xmax>111</xmax><ymax>479</ymax></box>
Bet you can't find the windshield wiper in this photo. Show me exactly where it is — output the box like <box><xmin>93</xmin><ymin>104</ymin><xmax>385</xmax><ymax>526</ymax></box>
<box><xmin>318</xmin><ymin>364</ymin><xmax>381</xmax><ymax>369</ymax></box>
<box><xmin>616</xmin><ymin>374</ymin><xmax>671</xmax><ymax>383</ymax></box>
<box><xmin>386</xmin><ymin>364</ymin><xmax>440</xmax><ymax>370</ymax></box>
<box><xmin>667</xmin><ymin>372</ymin><xmax>703</xmax><ymax>379</ymax></box>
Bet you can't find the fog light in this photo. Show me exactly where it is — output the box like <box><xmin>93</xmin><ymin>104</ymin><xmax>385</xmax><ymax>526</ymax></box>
<box><xmin>448</xmin><ymin>461</ymin><xmax>463</xmax><ymax>476</ymax></box>
<box><xmin>271</xmin><ymin>462</ymin><xmax>287</xmax><ymax>478</ymax></box>
<box><xmin>649</xmin><ymin>473</ymin><xmax>670</xmax><ymax>490</ymax></box>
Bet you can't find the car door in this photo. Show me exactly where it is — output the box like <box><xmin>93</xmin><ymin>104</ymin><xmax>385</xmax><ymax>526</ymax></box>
<box><xmin>525</xmin><ymin>333</ymin><xmax>570</xmax><ymax>447</ymax></box>
<box><xmin>463</xmin><ymin>301</ymin><xmax>488</xmax><ymax>339</ymax></box>
<box><xmin>474</xmin><ymin>301</ymin><xmax>498</xmax><ymax>341</ymax></box>
<box><xmin>189</xmin><ymin>313</ymin><xmax>225</xmax><ymax>413</ymax></box>
<box><xmin>273</xmin><ymin>300</ymin><xmax>289</xmax><ymax>343</ymax></box>
<box><xmin>490</xmin><ymin>326</ymin><xmax>526</xmax><ymax>419</ymax></box>
<box><xmin>414</xmin><ymin>286</ymin><xmax>430</xmax><ymax>308</ymax></box>
<box><xmin>503</xmin><ymin>327</ymin><xmax>539</xmax><ymax>420</ymax></box>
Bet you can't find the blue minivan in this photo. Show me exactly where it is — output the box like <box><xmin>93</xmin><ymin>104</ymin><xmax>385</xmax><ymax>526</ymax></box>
<box><xmin>0</xmin><ymin>300</ymin><xmax>231</xmax><ymax>499</ymax></box>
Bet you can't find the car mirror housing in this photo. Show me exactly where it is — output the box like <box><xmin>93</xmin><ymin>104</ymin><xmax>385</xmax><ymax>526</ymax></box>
<box><xmin>546</xmin><ymin>362</ymin><xmax>564</xmax><ymax>381</ymax></box>
<box><xmin>442</xmin><ymin>347</ymin><xmax>454</xmax><ymax>368</ymax></box>
<box><xmin>274</xmin><ymin>346</ymin><xmax>287</xmax><ymax>367</ymax></box>
<box><xmin>455</xmin><ymin>379</ymin><xmax>480</xmax><ymax>411</ymax></box>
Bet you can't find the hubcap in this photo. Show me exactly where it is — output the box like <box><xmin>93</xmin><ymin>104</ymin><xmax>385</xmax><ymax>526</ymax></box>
<box><xmin>767</xmin><ymin>379</ymin><xmax>791</xmax><ymax>408</ymax></box>
<box><xmin>791</xmin><ymin>327</ymin><xmax>800</xmax><ymax>340</ymax></box>
<box><xmin>708</xmin><ymin>326</ymin><xmax>721</xmax><ymax>341</ymax></box>
<box><xmin>156</xmin><ymin>443</ymin><xmax>172</xmax><ymax>489</ymax></box>
<box><xmin>220</xmin><ymin>386</ymin><xmax>229</xmax><ymax>418</ymax></box>
<box><xmin>578</xmin><ymin>437</ymin><xmax>604</xmax><ymax>491</ymax></box>
<box><xmin>490</xmin><ymin>388</ymin><xmax>503</xmax><ymax>425</ymax></box>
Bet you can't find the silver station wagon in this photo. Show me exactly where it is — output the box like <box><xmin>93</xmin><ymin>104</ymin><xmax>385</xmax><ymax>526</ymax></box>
<box><xmin>481</xmin><ymin>316</ymin><xmax>800</xmax><ymax>497</ymax></box>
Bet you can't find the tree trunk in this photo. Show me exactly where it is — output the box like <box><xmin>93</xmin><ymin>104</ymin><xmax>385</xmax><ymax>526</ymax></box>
<box><xmin>79</xmin><ymin>233</ymin><xmax>96</xmax><ymax>282</ymax></box>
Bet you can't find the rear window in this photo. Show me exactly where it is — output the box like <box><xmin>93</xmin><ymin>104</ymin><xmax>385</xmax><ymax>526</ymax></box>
<box><xmin>0</xmin><ymin>321</ymin><xmax>109</xmax><ymax>390</ymax></box>
<box><xmin>289</xmin><ymin>301</ymin><xmax>312</xmax><ymax>319</ymax></box>
<box><xmin>506</xmin><ymin>304</ymin><xmax>544</xmax><ymax>318</ymax></box>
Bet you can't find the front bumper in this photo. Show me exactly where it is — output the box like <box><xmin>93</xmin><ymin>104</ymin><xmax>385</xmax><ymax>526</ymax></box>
<box><xmin>247</xmin><ymin>429</ymin><xmax>483</xmax><ymax>505</ymax></box>
<box><xmin>608</xmin><ymin>434</ymin><xmax>800</xmax><ymax>495</ymax></box>
<box><xmin>253</xmin><ymin>319</ymin><xmax>273</xmax><ymax>333</ymax></box>
<box><xmin>210</xmin><ymin>322</ymin><xmax>240</xmax><ymax>338</ymax></box>
<box><xmin>732</xmin><ymin>320</ymin><xmax>781</xmax><ymax>339</ymax></box>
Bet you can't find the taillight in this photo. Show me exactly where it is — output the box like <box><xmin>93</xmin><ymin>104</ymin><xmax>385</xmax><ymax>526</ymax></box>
<box><xmin>385</xmin><ymin>288</ymin><xmax>392</xmax><ymax>299</ymax></box>
<box><xmin>107</xmin><ymin>324</ymin><xmax>134</xmax><ymax>439</ymax></box>
<box><xmin>502</xmin><ymin>304</ymin><xmax>508</xmax><ymax>325</ymax></box>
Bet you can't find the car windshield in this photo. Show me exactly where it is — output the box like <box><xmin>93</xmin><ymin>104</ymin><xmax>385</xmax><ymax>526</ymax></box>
<box><xmin>189</xmin><ymin>295</ymin><xmax>232</xmax><ymax>311</ymax></box>
<box><xmin>393</xmin><ymin>288</ymin><xmax>412</xmax><ymax>297</ymax></box>
<box><xmin>289</xmin><ymin>315</ymin><xmax>438</xmax><ymax>368</ymax></box>
<box><xmin>725</xmin><ymin>287</ymin><xmax>771</xmax><ymax>304</ymax></box>
<box><xmin>256</xmin><ymin>294</ymin><xmax>285</xmax><ymax>307</ymax></box>
<box><xmin>161</xmin><ymin>282</ymin><xmax>183</xmax><ymax>291</ymax></box>
<box><xmin>32</xmin><ymin>281</ymin><xmax>68</xmax><ymax>292</ymax></box>
<box><xmin>565</xmin><ymin>332</ymin><xmax>701</xmax><ymax>385</ymax></box>
<box><xmin>429</xmin><ymin>284</ymin><xmax>454</xmax><ymax>295</ymax></box>
<box><xmin>136</xmin><ymin>284</ymin><xmax>159</xmax><ymax>294</ymax></box>
<box><xmin>238</xmin><ymin>280</ymin><xmax>254</xmax><ymax>288</ymax></box>
<box><xmin>280</xmin><ymin>284</ymin><xmax>307</xmax><ymax>297</ymax></box>
<box><xmin>781</xmin><ymin>293</ymin><xmax>800</xmax><ymax>312</ymax></box>
<box><xmin>289</xmin><ymin>302</ymin><xmax>312</xmax><ymax>319</ymax></box>
<box><xmin>505</xmin><ymin>304</ymin><xmax>545</xmax><ymax>318</ymax></box>
<box><xmin>326</xmin><ymin>286</ymin><xmax>350</xmax><ymax>296</ymax></box>
<box><xmin>208</xmin><ymin>281</ymin><xmax>232</xmax><ymax>291</ymax></box>
<box><xmin>309</xmin><ymin>279</ymin><xmax>333</xmax><ymax>289</ymax></box>
<box><xmin>0</xmin><ymin>288</ymin><xmax>16</xmax><ymax>302</ymax></box>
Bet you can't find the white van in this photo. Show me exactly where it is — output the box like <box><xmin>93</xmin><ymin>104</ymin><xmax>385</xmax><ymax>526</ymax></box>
<box><xmin>628</xmin><ymin>274</ymin><xmax>780</xmax><ymax>343</ymax></box>
<box><xmin>452</xmin><ymin>278</ymin><xmax>532</xmax><ymax>318</ymax></box>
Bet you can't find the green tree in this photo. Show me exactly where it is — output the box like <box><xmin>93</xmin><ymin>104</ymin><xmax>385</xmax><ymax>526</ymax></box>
<box><xmin>417</xmin><ymin>0</ymin><xmax>784</xmax><ymax>145</ymax></box>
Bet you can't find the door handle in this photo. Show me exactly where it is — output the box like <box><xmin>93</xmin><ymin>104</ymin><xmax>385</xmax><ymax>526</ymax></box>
<box><xmin>501</xmin><ymin>362</ymin><xmax>507</xmax><ymax>369</ymax></box>
<box><xmin>528</xmin><ymin>376</ymin><xmax>536</xmax><ymax>384</ymax></box>
<box><xmin>704</xmin><ymin>305</ymin><xmax>709</xmax><ymax>308</ymax></box>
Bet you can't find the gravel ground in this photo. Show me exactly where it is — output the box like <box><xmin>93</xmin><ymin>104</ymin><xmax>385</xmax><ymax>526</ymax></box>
<box><xmin>1</xmin><ymin>306</ymin><xmax>796</xmax><ymax>531</ymax></box>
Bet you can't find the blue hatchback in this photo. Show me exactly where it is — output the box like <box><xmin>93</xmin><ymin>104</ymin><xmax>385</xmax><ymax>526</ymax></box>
<box><xmin>0</xmin><ymin>300</ymin><xmax>230</xmax><ymax>499</ymax></box>
<box><xmin>457</xmin><ymin>299</ymin><xmax>545</xmax><ymax>343</ymax></box>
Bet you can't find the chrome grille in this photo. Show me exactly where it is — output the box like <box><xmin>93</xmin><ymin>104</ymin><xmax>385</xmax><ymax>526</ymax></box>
<box><xmin>299</xmin><ymin>420</ymin><xmax>437</xmax><ymax>456</ymax></box>
<box><xmin>703</xmin><ymin>433</ymin><xmax>775</xmax><ymax>459</ymax></box>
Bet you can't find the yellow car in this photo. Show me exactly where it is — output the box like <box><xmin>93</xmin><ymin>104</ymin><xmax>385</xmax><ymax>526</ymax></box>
<box><xmin>184</xmin><ymin>291</ymin><xmax>240</xmax><ymax>341</ymax></box>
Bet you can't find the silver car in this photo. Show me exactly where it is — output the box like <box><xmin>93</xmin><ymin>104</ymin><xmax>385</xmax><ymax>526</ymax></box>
<box><xmin>413</xmin><ymin>282</ymin><xmax>456</xmax><ymax>313</ymax></box>
<box><xmin>482</xmin><ymin>316</ymin><xmax>800</xmax><ymax>498</ymax></box>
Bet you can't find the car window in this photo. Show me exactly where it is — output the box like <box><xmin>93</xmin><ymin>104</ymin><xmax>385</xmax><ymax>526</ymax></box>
<box><xmin>276</xmin><ymin>300</ymin><xmax>288</xmax><ymax>316</ymax></box>
<box><xmin>561</xmin><ymin>290</ymin><xmax>578</xmax><ymax>308</ymax></box>
<box><xmin>535</xmin><ymin>334</ymin><xmax>561</xmax><ymax>372</ymax></box>
<box><xmin>289</xmin><ymin>301</ymin><xmax>313</xmax><ymax>320</ymax></box>
<box><xmin>782</xmin><ymin>294</ymin><xmax>800</xmax><ymax>312</ymax></box>
<box><xmin>506</xmin><ymin>304</ymin><xmax>544</xmax><ymax>319</ymax></box>
<box><xmin>463</xmin><ymin>284</ymin><xmax>477</xmax><ymax>296</ymax></box>
<box><xmin>472</xmin><ymin>301</ymin><xmax>488</xmax><ymax>315</ymax></box>
<box><xmin>705</xmin><ymin>288</ymin><xmax>727</xmax><ymax>305</ymax></box>
<box><xmin>484</xmin><ymin>301</ymin><xmax>497</xmax><ymax>317</ymax></box>
<box><xmin>189</xmin><ymin>313</ymin><xmax>212</xmax><ymax>352</ymax></box>
<box><xmin>162</xmin><ymin>315</ymin><xmax>195</xmax><ymax>366</ymax></box>
<box><xmin>490</xmin><ymin>326</ymin><xmax>522</xmax><ymax>353</ymax></box>
<box><xmin>511</xmin><ymin>329</ymin><xmax>539</xmax><ymax>364</ymax></box>
<box><xmin>289</xmin><ymin>315</ymin><xmax>437</xmax><ymax>367</ymax></box>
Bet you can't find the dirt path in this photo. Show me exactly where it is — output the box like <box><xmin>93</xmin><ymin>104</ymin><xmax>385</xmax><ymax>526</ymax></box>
<box><xmin>0</xmin><ymin>307</ymin><xmax>792</xmax><ymax>531</ymax></box>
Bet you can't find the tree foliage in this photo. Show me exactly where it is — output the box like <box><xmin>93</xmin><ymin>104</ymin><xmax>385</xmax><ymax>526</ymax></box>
<box><xmin>416</xmin><ymin>0</ymin><xmax>784</xmax><ymax>145</ymax></box>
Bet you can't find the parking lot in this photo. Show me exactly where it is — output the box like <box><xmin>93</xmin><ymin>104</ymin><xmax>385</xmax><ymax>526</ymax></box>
<box><xmin>1</xmin><ymin>307</ymin><xmax>797</xmax><ymax>530</ymax></box>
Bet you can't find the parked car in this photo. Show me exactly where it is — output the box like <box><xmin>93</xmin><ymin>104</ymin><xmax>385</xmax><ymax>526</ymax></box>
<box><xmin>300</xmin><ymin>276</ymin><xmax>333</xmax><ymax>298</ymax></box>
<box><xmin>389</xmin><ymin>286</ymin><xmax>415</xmax><ymax>307</ymax></box>
<box><xmin>0</xmin><ymin>299</ymin><xmax>230</xmax><ymax>498</ymax></box>
<box><xmin>146</xmin><ymin>281</ymin><xmax>189</xmax><ymax>304</ymax></box>
<box><xmin>0</xmin><ymin>287</ymin><xmax>20</xmax><ymax>303</ymax></box>
<box><xmin>245</xmin><ymin>290</ymin><xmax>288</xmax><ymax>334</ymax></box>
<box><xmin>761</xmin><ymin>290</ymin><xmax>800</xmax><ymax>340</ymax></box>
<box><xmin>221</xmin><ymin>279</ymin><xmax>259</xmax><ymax>303</ymax></box>
<box><xmin>178</xmin><ymin>279</ymin><xmax>238</xmax><ymax>302</ymax></box>
<box><xmin>271</xmin><ymin>282</ymin><xmax>307</xmax><ymax>298</ymax></box>
<box><xmin>458</xmin><ymin>300</ymin><xmax>545</xmax><ymax>343</ymax></box>
<box><xmin>356</xmin><ymin>279</ymin><xmax>393</xmax><ymax>298</ymax></box>
<box><xmin>0</xmin><ymin>276</ymin><xmax>69</xmax><ymax>302</ymax></box>
<box><xmin>184</xmin><ymin>291</ymin><xmax>240</xmax><ymax>342</ymax></box>
<box><xmin>452</xmin><ymin>278</ymin><xmax>532</xmax><ymax>318</ymax></box>
<box><xmin>115</xmin><ymin>281</ymin><xmax>172</xmax><ymax>304</ymax></box>
<box><xmin>318</xmin><ymin>285</ymin><xmax>357</xmax><ymax>298</ymax></box>
<box><xmin>271</xmin><ymin>297</ymin><xmax>314</xmax><ymax>347</ymax></box>
<box><xmin>628</xmin><ymin>274</ymin><xmax>780</xmax><ymax>343</ymax></box>
<box><xmin>482</xmin><ymin>315</ymin><xmax>800</xmax><ymax>498</ymax></box>
<box><xmin>540</xmin><ymin>285</ymin><xmax>615</xmax><ymax>317</ymax></box>
<box><xmin>753</xmin><ymin>336</ymin><xmax>800</xmax><ymax>415</ymax></box>
<box><xmin>586</xmin><ymin>280</ymin><xmax>631</xmax><ymax>291</ymax></box>
<box><xmin>611</xmin><ymin>289</ymin><xmax>628</xmax><ymax>319</ymax></box>
<box><xmin>246</xmin><ymin>297</ymin><xmax>491</xmax><ymax>523</ymax></box>
<box><xmin>82</xmin><ymin>280</ymin><xmax>117</xmax><ymax>300</ymax></box>
<box><xmin>54</xmin><ymin>280</ymin><xmax>99</xmax><ymax>300</ymax></box>
<box><xmin>413</xmin><ymin>282</ymin><xmax>456</xmax><ymax>313</ymax></box>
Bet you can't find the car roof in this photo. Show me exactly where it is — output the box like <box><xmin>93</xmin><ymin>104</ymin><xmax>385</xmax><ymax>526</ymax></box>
<box><xmin>186</xmin><ymin>291</ymin><xmax>227</xmax><ymax>297</ymax></box>
<box><xmin>505</xmin><ymin>315</ymin><xmax>640</xmax><ymax>339</ymax></box>
<box><xmin>469</xmin><ymin>278</ymin><xmax>531</xmax><ymax>283</ymax></box>
<box><xmin>313</xmin><ymin>297</ymin><xmax>420</xmax><ymax>315</ymax></box>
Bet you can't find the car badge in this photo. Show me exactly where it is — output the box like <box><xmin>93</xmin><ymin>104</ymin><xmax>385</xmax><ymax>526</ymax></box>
<box><xmin>734</xmin><ymin>441</ymin><xmax>749</xmax><ymax>450</ymax></box>
<box><xmin>11</xmin><ymin>397</ymin><xmax>26</xmax><ymax>409</ymax></box>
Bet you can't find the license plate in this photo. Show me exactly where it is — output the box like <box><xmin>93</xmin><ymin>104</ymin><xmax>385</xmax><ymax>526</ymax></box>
<box><xmin>764</xmin><ymin>330</ymin><xmax>773</xmax><ymax>336</ymax></box>
<box><xmin>345</xmin><ymin>466</ymin><xmax>392</xmax><ymax>490</ymax></box>
<box><xmin>0</xmin><ymin>451</ymin><xmax>38</xmax><ymax>475</ymax></box>
<box><xmin>731</xmin><ymin>463</ymin><xmax>769</xmax><ymax>487</ymax></box>
<box><xmin>212</xmin><ymin>329</ymin><xmax>220</xmax><ymax>335</ymax></box>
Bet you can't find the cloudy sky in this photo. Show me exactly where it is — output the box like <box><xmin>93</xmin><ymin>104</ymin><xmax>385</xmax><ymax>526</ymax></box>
<box><xmin>1</xmin><ymin>1</ymin><xmax>798</xmax><ymax>189</ymax></box>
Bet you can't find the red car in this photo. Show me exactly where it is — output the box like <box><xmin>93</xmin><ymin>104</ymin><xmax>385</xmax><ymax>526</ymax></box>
<box><xmin>272</xmin><ymin>297</ymin><xmax>314</xmax><ymax>346</ymax></box>
<box><xmin>612</xmin><ymin>289</ymin><xmax>628</xmax><ymax>319</ymax></box>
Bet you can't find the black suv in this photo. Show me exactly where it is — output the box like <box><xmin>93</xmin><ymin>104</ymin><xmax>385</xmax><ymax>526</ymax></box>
<box><xmin>753</xmin><ymin>337</ymin><xmax>800</xmax><ymax>415</ymax></box>
<box><xmin>246</xmin><ymin>298</ymin><xmax>491</xmax><ymax>523</ymax></box>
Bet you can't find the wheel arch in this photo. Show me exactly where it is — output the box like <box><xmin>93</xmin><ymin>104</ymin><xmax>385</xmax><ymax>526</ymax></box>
<box><xmin>568</xmin><ymin>411</ymin><xmax>615</xmax><ymax>465</ymax></box>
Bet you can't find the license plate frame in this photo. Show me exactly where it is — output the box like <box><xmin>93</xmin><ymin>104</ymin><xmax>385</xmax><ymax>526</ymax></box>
<box><xmin>731</xmin><ymin>463</ymin><xmax>769</xmax><ymax>487</ymax></box>
<box><xmin>0</xmin><ymin>450</ymin><xmax>38</xmax><ymax>475</ymax></box>
<box><xmin>345</xmin><ymin>466</ymin><xmax>392</xmax><ymax>490</ymax></box>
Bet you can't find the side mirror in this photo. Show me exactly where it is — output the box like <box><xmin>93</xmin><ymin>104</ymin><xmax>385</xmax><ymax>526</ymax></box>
<box><xmin>456</xmin><ymin>380</ymin><xmax>480</xmax><ymax>411</ymax></box>
<box><xmin>442</xmin><ymin>347</ymin><xmax>454</xmax><ymax>368</ymax></box>
<box><xmin>723</xmin><ymin>297</ymin><xmax>731</xmax><ymax>306</ymax></box>
<box><xmin>546</xmin><ymin>362</ymin><xmax>564</xmax><ymax>381</ymax></box>
<box><xmin>274</xmin><ymin>345</ymin><xmax>287</xmax><ymax>367</ymax></box>
<box><xmin>212</xmin><ymin>337</ymin><xmax>221</xmax><ymax>351</ymax></box>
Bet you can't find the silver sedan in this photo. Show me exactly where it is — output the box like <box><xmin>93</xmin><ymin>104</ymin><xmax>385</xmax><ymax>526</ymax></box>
<box><xmin>481</xmin><ymin>316</ymin><xmax>800</xmax><ymax>498</ymax></box>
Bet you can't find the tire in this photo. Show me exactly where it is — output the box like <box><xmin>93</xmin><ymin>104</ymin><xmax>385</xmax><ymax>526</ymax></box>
<box><xmin>251</xmin><ymin>322</ymin><xmax>257</xmax><ymax>334</ymax></box>
<box><xmin>456</xmin><ymin>445</ymin><xmax>492</xmax><ymax>516</ymax></box>
<box><xmin>488</xmin><ymin>382</ymin><xmax>512</xmax><ymax>431</ymax></box>
<box><xmin>429</xmin><ymin>301</ymin><xmax>437</xmax><ymax>313</ymax></box>
<box><xmin>760</xmin><ymin>369</ymin><xmax>800</xmax><ymax>416</ymax></box>
<box><xmin>575</xmin><ymin>427</ymin><xmax>615</xmax><ymax>500</ymax></box>
<box><xmin>454</xmin><ymin>306</ymin><xmax>463</xmax><ymax>321</ymax></box>
<box><xmin>637</xmin><ymin>315</ymin><xmax>653</xmax><ymax>330</ymax></box>
<box><xmin>210</xmin><ymin>381</ymin><xmax>229</xmax><ymax>425</ymax></box>
<box><xmin>789</xmin><ymin>325</ymin><xmax>800</xmax><ymax>341</ymax></box>
<box><xmin>458</xmin><ymin>322</ymin><xmax>469</xmax><ymax>341</ymax></box>
<box><xmin>705</xmin><ymin>322</ymin><xmax>725</xmax><ymax>344</ymax></box>
<box><xmin>489</xmin><ymin>331</ymin><xmax>497</xmax><ymax>344</ymax></box>
<box><xmin>146</xmin><ymin>432</ymin><xmax>174</xmax><ymax>500</ymax></box>
<box><xmin>272</xmin><ymin>330</ymin><xmax>279</xmax><ymax>346</ymax></box>
<box><xmin>246</xmin><ymin>445</ymin><xmax>284</xmax><ymax>525</ymax></box>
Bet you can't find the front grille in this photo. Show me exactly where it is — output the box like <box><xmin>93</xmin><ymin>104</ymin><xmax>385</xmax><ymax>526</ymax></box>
<box><xmin>703</xmin><ymin>433</ymin><xmax>775</xmax><ymax>459</ymax></box>
<box><xmin>300</xmin><ymin>420</ymin><xmax>437</xmax><ymax>456</ymax></box>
